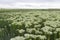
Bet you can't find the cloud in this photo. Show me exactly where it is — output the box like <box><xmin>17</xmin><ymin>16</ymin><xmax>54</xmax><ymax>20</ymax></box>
<box><xmin>0</xmin><ymin>2</ymin><xmax>48</xmax><ymax>9</ymax></box>
<box><xmin>0</xmin><ymin>0</ymin><xmax>60</xmax><ymax>9</ymax></box>
<box><xmin>0</xmin><ymin>0</ymin><xmax>60</xmax><ymax>3</ymax></box>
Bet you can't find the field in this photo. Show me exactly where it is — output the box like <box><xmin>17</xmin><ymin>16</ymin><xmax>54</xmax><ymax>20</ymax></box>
<box><xmin>0</xmin><ymin>9</ymin><xmax>60</xmax><ymax>40</ymax></box>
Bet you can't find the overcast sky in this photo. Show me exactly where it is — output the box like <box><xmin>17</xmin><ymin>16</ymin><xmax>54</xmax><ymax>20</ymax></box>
<box><xmin>0</xmin><ymin>0</ymin><xmax>60</xmax><ymax>9</ymax></box>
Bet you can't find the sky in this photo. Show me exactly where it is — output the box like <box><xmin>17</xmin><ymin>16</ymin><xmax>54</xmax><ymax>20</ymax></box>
<box><xmin>0</xmin><ymin>0</ymin><xmax>60</xmax><ymax>9</ymax></box>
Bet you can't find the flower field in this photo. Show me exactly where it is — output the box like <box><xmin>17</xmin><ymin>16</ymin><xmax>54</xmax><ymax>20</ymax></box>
<box><xmin>0</xmin><ymin>9</ymin><xmax>60</xmax><ymax>40</ymax></box>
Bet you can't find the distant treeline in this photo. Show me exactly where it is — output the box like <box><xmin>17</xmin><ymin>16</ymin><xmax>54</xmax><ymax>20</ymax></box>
<box><xmin>0</xmin><ymin>9</ymin><xmax>60</xmax><ymax>13</ymax></box>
